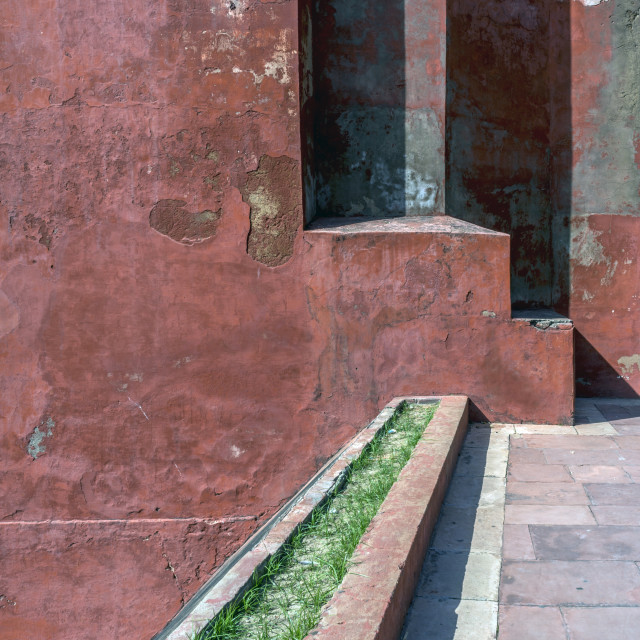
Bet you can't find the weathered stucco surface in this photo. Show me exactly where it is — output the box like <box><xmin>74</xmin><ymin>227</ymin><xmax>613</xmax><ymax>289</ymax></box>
<box><xmin>568</xmin><ymin>0</ymin><xmax>640</xmax><ymax>395</ymax></box>
<box><xmin>0</xmin><ymin>0</ymin><xmax>636</xmax><ymax>637</ymax></box>
<box><xmin>310</xmin><ymin>0</ymin><xmax>445</xmax><ymax>218</ymax></box>
<box><xmin>446</xmin><ymin>0</ymin><xmax>640</xmax><ymax>394</ymax></box>
<box><xmin>446</xmin><ymin>0</ymin><xmax>561</xmax><ymax>307</ymax></box>
<box><xmin>0</xmin><ymin>0</ymin><xmax>305</xmax><ymax>636</ymax></box>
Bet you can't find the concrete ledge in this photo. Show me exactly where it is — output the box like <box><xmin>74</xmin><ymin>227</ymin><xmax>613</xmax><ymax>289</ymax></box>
<box><xmin>306</xmin><ymin>395</ymin><xmax>469</xmax><ymax>640</ymax></box>
<box><xmin>156</xmin><ymin>396</ymin><xmax>468</xmax><ymax>640</ymax></box>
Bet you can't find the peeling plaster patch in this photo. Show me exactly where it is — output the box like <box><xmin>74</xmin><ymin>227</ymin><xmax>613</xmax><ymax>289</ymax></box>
<box><xmin>482</xmin><ymin>310</ymin><xmax>497</xmax><ymax>318</ymax></box>
<box><xmin>601</xmin><ymin>260</ymin><xmax>618</xmax><ymax>286</ymax></box>
<box><xmin>27</xmin><ymin>417</ymin><xmax>55</xmax><ymax>459</ymax></box>
<box><xmin>240</xmin><ymin>155</ymin><xmax>301</xmax><ymax>267</ymax></box>
<box><xmin>149</xmin><ymin>199</ymin><xmax>221</xmax><ymax>245</ymax></box>
<box><xmin>0</xmin><ymin>291</ymin><xmax>19</xmax><ymax>338</ymax></box>
<box><xmin>264</xmin><ymin>30</ymin><xmax>293</xmax><ymax>85</ymax></box>
<box><xmin>572</xmin><ymin>220</ymin><xmax>608</xmax><ymax>267</ymax></box>
<box><xmin>574</xmin><ymin>0</ymin><xmax>610</xmax><ymax>5</ymax></box>
<box><xmin>618</xmin><ymin>354</ymin><xmax>640</xmax><ymax>376</ymax></box>
<box><xmin>226</xmin><ymin>30</ymin><xmax>292</xmax><ymax>87</ymax></box>
<box><xmin>405</xmin><ymin>168</ymin><xmax>438</xmax><ymax>212</ymax></box>
<box><xmin>173</xmin><ymin>356</ymin><xmax>194</xmax><ymax>368</ymax></box>
<box><xmin>572</xmin><ymin>218</ymin><xmax>621</xmax><ymax>293</ymax></box>
<box><xmin>230</xmin><ymin>445</ymin><xmax>244</xmax><ymax>458</ymax></box>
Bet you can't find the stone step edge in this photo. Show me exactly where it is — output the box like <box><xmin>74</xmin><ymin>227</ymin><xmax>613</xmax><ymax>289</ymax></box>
<box><xmin>306</xmin><ymin>395</ymin><xmax>470</xmax><ymax>640</ymax></box>
<box><xmin>156</xmin><ymin>395</ymin><xmax>467</xmax><ymax>640</ymax></box>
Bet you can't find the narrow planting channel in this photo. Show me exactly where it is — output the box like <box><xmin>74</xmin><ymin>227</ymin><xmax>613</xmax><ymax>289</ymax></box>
<box><xmin>194</xmin><ymin>402</ymin><xmax>437</xmax><ymax>640</ymax></box>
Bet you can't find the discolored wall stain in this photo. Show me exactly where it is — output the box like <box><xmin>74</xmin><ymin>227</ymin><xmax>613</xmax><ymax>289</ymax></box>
<box><xmin>149</xmin><ymin>199</ymin><xmax>221</xmax><ymax>245</ymax></box>
<box><xmin>310</xmin><ymin>0</ymin><xmax>445</xmax><ymax>219</ymax></box>
<box><xmin>27</xmin><ymin>416</ymin><xmax>55</xmax><ymax>460</ymax></box>
<box><xmin>0</xmin><ymin>291</ymin><xmax>19</xmax><ymax>338</ymax></box>
<box><xmin>240</xmin><ymin>154</ymin><xmax>301</xmax><ymax>267</ymax></box>
<box><xmin>446</xmin><ymin>0</ymin><xmax>557</xmax><ymax>307</ymax></box>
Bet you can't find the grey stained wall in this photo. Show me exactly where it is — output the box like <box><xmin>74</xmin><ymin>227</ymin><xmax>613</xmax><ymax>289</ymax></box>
<box><xmin>307</xmin><ymin>0</ymin><xmax>446</xmax><ymax>220</ymax></box>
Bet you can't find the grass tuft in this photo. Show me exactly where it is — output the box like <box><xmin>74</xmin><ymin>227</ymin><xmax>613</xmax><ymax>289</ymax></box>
<box><xmin>194</xmin><ymin>402</ymin><xmax>437</xmax><ymax>640</ymax></box>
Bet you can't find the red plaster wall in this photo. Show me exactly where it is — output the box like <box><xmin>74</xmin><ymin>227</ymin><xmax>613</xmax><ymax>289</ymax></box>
<box><xmin>447</xmin><ymin>0</ymin><xmax>640</xmax><ymax>396</ymax></box>
<box><xmin>0</xmin><ymin>1</ymin><xmax>310</xmax><ymax>636</ymax></box>
<box><xmin>568</xmin><ymin>0</ymin><xmax>640</xmax><ymax>396</ymax></box>
<box><xmin>446</xmin><ymin>0</ymin><xmax>560</xmax><ymax>307</ymax></box>
<box><xmin>0</xmin><ymin>1</ymin><xmax>574</xmax><ymax>638</ymax></box>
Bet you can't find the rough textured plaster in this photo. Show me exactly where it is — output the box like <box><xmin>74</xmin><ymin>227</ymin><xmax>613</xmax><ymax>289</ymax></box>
<box><xmin>240</xmin><ymin>154</ymin><xmax>302</xmax><ymax>266</ymax></box>
<box><xmin>568</xmin><ymin>1</ymin><xmax>640</xmax><ymax>394</ymax></box>
<box><xmin>149</xmin><ymin>200</ymin><xmax>221</xmax><ymax>245</ymax></box>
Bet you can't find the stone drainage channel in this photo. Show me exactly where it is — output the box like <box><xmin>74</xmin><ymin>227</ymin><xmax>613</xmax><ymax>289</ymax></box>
<box><xmin>153</xmin><ymin>396</ymin><xmax>469</xmax><ymax>640</ymax></box>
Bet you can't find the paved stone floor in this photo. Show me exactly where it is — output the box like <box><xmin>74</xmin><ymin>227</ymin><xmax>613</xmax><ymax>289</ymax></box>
<box><xmin>401</xmin><ymin>398</ymin><xmax>640</xmax><ymax>640</ymax></box>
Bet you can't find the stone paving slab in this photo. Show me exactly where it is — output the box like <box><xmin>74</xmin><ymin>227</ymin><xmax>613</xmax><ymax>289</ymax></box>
<box><xmin>562</xmin><ymin>607</ymin><xmax>640</xmax><ymax>640</ymax></box>
<box><xmin>444</xmin><ymin>476</ymin><xmax>506</xmax><ymax>508</ymax></box>
<box><xmin>454</xmin><ymin>447</ymin><xmax>508</xmax><ymax>477</ymax></box>
<box><xmin>513</xmin><ymin>425</ymin><xmax>577</xmax><ymax>435</ymax></box>
<box><xmin>500</xmin><ymin>560</ymin><xmax>640</xmax><ymax>606</ymax></box>
<box><xmin>498</xmin><ymin>399</ymin><xmax>640</xmax><ymax>638</ymax></box>
<box><xmin>504</xmin><ymin>505</ymin><xmax>596</xmax><ymax>525</ymax></box>
<box><xmin>613</xmin><ymin>435</ymin><xmax>640</xmax><ymax>449</ymax></box>
<box><xmin>543</xmin><ymin>448</ymin><xmax>640</xmax><ymax>465</ymax></box>
<box><xmin>501</xmin><ymin>525</ymin><xmax>535</xmax><ymax>560</ymax></box>
<box><xmin>507</xmin><ymin>463</ymin><xmax>573</xmax><ymax>482</ymax></box>
<box><xmin>568</xmin><ymin>464</ymin><xmax>631</xmax><ymax>483</ymax></box>
<box><xmin>622</xmin><ymin>465</ymin><xmax>640</xmax><ymax>481</ymax></box>
<box><xmin>463</xmin><ymin>425</ymin><xmax>512</xmax><ymax>449</ymax></box>
<box><xmin>507</xmin><ymin>447</ymin><xmax>546</xmax><ymax>464</ymax></box>
<box><xmin>498</xmin><ymin>605</ymin><xmax>566</xmax><ymax>640</ymax></box>
<box><xmin>416</xmin><ymin>550</ymin><xmax>502</xmax><ymax>601</ymax></box>
<box><xmin>402</xmin><ymin>598</ymin><xmax>498</xmax><ymax>640</ymax></box>
<box><xmin>595</xmin><ymin>403</ymin><xmax>640</xmax><ymax>419</ymax></box>
<box><xmin>513</xmin><ymin>435</ymin><xmax>619</xmax><ymax>450</ymax></box>
<box><xmin>591</xmin><ymin>505</ymin><xmax>640</xmax><ymax>525</ymax></box>
<box><xmin>505</xmin><ymin>482</ymin><xmax>590</xmax><ymax>505</ymax></box>
<box><xmin>584</xmin><ymin>483</ymin><xmax>640</xmax><ymax>505</ymax></box>
<box><xmin>403</xmin><ymin>399</ymin><xmax>640</xmax><ymax>640</ymax></box>
<box><xmin>401</xmin><ymin>421</ymin><xmax>507</xmax><ymax>639</ymax></box>
<box><xmin>604</xmin><ymin>423</ymin><xmax>640</xmax><ymax>435</ymax></box>
<box><xmin>529</xmin><ymin>525</ymin><xmax>640</xmax><ymax>561</ymax></box>
<box><xmin>431</xmin><ymin>505</ymin><xmax>504</xmax><ymax>554</ymax></box>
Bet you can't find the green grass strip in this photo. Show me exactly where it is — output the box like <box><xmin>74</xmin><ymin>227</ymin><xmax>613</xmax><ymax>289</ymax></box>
<box><xmin>194</xmin><ymin>402</ymin><xmax>437</xmax><ymax>640</ymax></box>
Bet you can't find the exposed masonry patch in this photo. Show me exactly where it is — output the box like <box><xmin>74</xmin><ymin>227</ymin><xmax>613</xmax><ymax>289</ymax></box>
<box><xmin>524</xmin><ymin>318</ymin><xmax>573</xmax><ymax>331</ymax></box>
<box><xmin>618</xmin><ymin>354</ymin><xmax>640</xmax><ymax>376</ymax></box>
<box><xmin>27</xmin><ymin>417</ymin><xmax>55</xmax><ymax>459</ymax></box>
<box><xmin>240</xmin><ymin>154</ymin><xmax>301</xmax><ymax>267</ymax></box>
<box><xmin>511</xmin><ymin>309</ymin><xmax>573</xmax><ymax>331</ymax></box>
<box><xmin>149</xmin><ymin>199</ymin><xmax>221</xmax><ymax>245</ymax></box>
